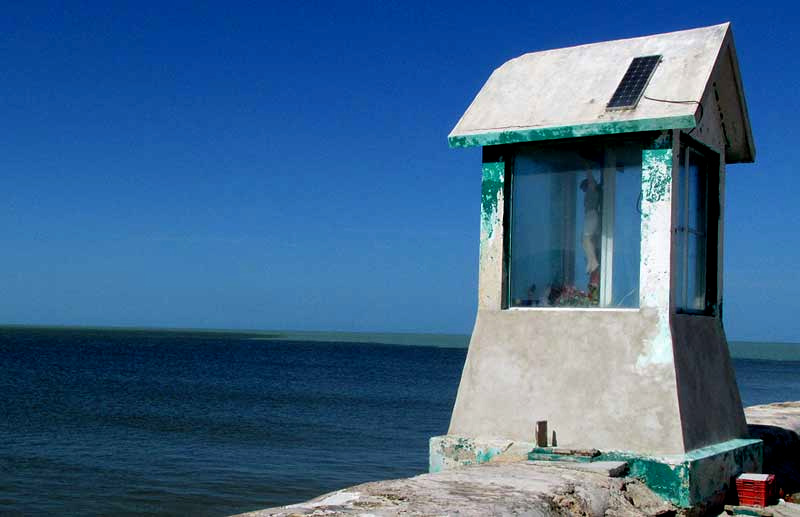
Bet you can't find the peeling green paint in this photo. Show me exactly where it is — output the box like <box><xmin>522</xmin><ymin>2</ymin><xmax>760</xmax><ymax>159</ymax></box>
<box><xmin>642</xmin><ymin>149</ymin><xmax>672</xmax><ymax>203</ymax></box>
<box><xmin>429</xmin><ymin>435</ymin><xmax>511</xmax><ymax>473</ymax></box>
<box><xmin>476</xmin><ymin>447</ymin><xmax>503</xmax><ymax>464</ymax></box>
<box><xmin>600</xmin><ymin>452</ymin><xmax>692</xmax><ymax>507</ymax></box>
<box><xmin>481</xmin><ymin>162</ymin><xmax>504</xmax><ymax>243</ymax></box>
<box><xmin>449</xmin><ymin>115</ymin><xmax>696</xmax><ymax>148</ymax></box>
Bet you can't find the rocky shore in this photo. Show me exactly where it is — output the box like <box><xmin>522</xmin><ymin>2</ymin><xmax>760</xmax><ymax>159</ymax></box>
<box><xmin>234</xmin><ymin>402</ymin><xmax>800</xmax><ymax>517</ymax></box>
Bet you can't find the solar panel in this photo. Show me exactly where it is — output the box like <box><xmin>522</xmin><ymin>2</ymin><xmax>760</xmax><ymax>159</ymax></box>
<box><xmin>606</xmin><ymin>55</ymin><xmax>662</xmax><ymax>110</ymax></box>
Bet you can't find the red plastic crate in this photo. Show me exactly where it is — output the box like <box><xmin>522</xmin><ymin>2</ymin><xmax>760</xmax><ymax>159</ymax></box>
<box><xmin>736</xmin><ymin>473</ymin><xmax>775</xmax><ymax>507</ymax></box>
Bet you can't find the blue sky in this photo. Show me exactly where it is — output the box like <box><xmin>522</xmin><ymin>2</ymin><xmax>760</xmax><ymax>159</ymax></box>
<box><xmin>1</xmin><ymin>1</ymin><xmax>798</xmax><ymax>341</ymax></box>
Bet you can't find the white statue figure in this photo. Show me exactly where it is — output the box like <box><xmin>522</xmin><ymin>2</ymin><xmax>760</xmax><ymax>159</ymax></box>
<box><xmin>580</xmin><ymin>166</ymin><xmax>601</xmax><ymax>287</ymax></box>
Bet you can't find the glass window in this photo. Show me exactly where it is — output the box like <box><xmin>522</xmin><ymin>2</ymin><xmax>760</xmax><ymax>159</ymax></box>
<box><xmin>675</xmin><ymin>145</ymin><xmax>714</xmax><ymax>312</ymax></box>
<box><xmin>508</xmin><ymin>139</ymin><xmax>642</xmax><ymax>308</ymax></box>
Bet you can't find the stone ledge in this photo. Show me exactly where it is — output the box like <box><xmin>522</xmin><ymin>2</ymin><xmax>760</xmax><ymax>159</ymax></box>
<box><xmin>528</xmin><ymin>459</ymin><xmax>629</xmax><ymax>477</ymax></box>
<box><xmin>233</xmin><ymin>461</ymin><xmax>674</xmax><ymax>516</ymax></box>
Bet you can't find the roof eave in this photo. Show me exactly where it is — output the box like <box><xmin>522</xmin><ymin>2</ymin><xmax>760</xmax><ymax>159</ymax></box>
<box><xmin>448</xmin><ymin>114</ymin><xmax>697</xmax><ymax>149</ymax></box>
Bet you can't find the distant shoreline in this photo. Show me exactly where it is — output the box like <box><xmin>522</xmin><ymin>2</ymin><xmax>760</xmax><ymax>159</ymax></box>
<box><xmin>1</xmin><ymin>324</ymin><xmax>799</xmax><ymax>358</ymax></box>
<box><xmin>0</xmin><ymin>324</ymin><xmax>471</xmax><ymax>348</ymax></box>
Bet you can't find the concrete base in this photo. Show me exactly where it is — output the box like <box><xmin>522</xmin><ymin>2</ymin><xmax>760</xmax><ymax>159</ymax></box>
<box><xmin>432</xmin><ymin>435</ymin><xmax>762</xmax><ymax>509</ymax></box>
<box><xmin>530</xmin><ymin>438</ymin><xmax>763</xmax><ymax>508</ymax></box>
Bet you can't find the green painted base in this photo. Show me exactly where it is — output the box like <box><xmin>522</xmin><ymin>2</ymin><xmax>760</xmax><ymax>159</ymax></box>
<box><xmin>596</xmin><ymin>439</ymin><xmax>763</xmax><ymax>508</ymax></box>
<box><xmin>433</xmin><ymin>436</ymin><xmax>762</xmax><ymax>509</ymax></box>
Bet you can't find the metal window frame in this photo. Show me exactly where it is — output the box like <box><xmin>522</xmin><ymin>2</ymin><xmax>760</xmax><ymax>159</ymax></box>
<box><xmin>675</xmin><ymin>135</ymin><xmax>720</xmax><ymax>315</ymax></box>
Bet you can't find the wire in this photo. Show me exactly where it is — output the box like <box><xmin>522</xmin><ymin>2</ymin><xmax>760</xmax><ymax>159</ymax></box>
<box><xmin>642</xmin><ymin>95</ymin><xmax>704</xmax><ymax>135</ymax></box>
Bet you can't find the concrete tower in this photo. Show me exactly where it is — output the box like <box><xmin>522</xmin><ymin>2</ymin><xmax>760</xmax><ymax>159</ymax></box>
<box><xmin>431</xmin><ymin>23</ymin><xmax>762</xmax><ymax>508</ymax></box>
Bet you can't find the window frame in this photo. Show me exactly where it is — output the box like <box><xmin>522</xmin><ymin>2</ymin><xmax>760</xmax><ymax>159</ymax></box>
<box><xmin>674</xmin><ymin>134</ymin><xmax>720</xmax><ymax>315</ymax></box>
<box><xmin>502</xmin><ymin>135</ymin><xmax>647</xmax><ymax>310</ymax></box>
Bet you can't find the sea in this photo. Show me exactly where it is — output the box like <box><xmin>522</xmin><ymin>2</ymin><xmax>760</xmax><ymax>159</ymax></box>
<box><xmin>1</xmin><ymin>326</ymin><xmax>798</xmax><ymax>516</ymax></box>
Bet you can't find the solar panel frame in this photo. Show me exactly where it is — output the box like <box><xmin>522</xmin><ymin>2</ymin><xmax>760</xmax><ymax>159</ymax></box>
<box><xmin>606</xmin><ymin>55</ymin><xmax>662</xmax><ymax>110</ymax></box>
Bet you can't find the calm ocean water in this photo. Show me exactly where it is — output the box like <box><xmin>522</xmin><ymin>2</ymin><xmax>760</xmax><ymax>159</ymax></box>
<box><xmin>1</xmin><ymin>326</ymin><xmax>798</xmax><ymax>516</ymax></box>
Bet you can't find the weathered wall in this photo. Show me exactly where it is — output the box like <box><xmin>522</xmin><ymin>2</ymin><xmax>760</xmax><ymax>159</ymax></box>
<box><xmin>448</xmin><ymin>308</ymin><xmax>686</xmax><ymax>454</ymax></box>
<box><xmin>671</xmin><ymin>315</ymin><xmax>748</xmax><ymax>450</ymax></box>
<box><xmin>639</xmin><ymin>142</ymin><xmax>674</xmax><ymax>370</ymax></box>
<box><xmin>477</xmin><ymin>153</ymin><xmax>506</xmax><ymax>310</ymax></box>
<box><xmin>666</xmin><ymin>71</ymin><xmax>748</xmax><ymax>451</ymax></box>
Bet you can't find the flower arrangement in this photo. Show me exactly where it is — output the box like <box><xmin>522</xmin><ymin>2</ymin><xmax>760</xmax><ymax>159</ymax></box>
<box><xmin>551</xmin><ymin>285</ymin><xmax>598</xmax><ymax>307</ymax></box>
